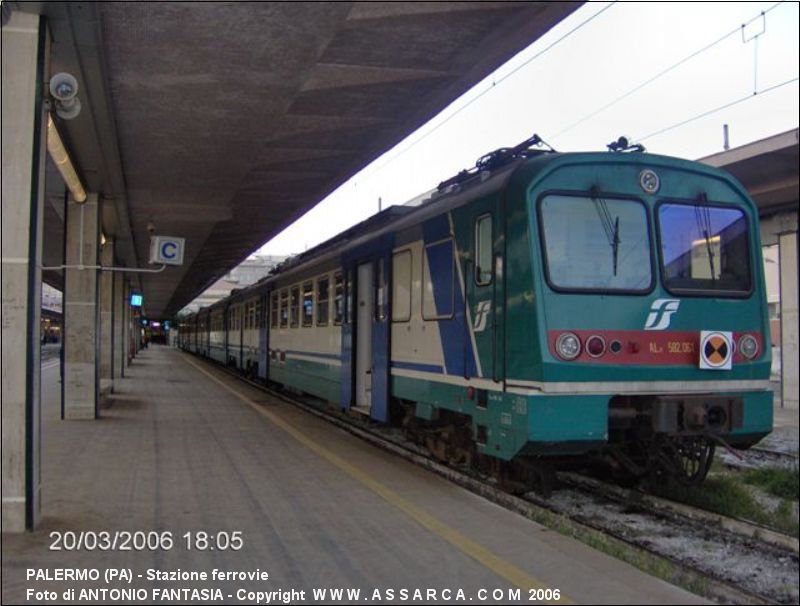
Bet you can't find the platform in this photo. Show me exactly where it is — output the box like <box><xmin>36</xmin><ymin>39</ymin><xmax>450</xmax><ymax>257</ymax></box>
<box><xmin>2</xmin><ymin>346</ymin><xmax>706</xmax><ymax>605</ymax></box>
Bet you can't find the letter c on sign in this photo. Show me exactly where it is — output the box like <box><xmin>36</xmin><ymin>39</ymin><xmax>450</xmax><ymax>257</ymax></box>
<box><xmin>161</xmin><ymin>242</ymin><xmax>177</xmax><ymax>259</ymax></box>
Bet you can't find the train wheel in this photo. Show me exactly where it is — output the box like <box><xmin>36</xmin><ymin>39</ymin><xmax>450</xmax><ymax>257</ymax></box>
<box><xmin>498</xmin><ymin>459</ymin><xmax>556</xmax><ymax>498</ymax></box>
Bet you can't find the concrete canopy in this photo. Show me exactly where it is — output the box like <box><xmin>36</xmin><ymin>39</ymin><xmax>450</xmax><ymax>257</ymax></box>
<box><xmin>700</xmin><ymin>128</ymin><xmax>799</xmax><ymax>217</ymax></box>
<box><xmin>26</xmin><ymin>1</ymin><xmax>581</xmax><ymax>318</ymax></box>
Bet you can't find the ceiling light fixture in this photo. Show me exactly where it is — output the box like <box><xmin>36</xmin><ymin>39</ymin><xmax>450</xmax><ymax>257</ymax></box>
<box><xmin>46</xmin><ymin>114</ymin><xmax>86</xmax><ymax>203</ymax></box>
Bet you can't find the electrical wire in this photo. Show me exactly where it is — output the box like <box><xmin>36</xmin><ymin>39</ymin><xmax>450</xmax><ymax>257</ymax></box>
<box><xmin>550</xmin><ymin>1</ymin><xmax>786</xmax><ymax>141</ymax></box>
<box><xmin>636</xmin><ymin>76</ymin><xmax>798</xmax><ymax>142</ymax></box>
<box><xmin>361</xmin><ymin>1</ymin><xmax>618</xmax><ymax>178</ymax></box>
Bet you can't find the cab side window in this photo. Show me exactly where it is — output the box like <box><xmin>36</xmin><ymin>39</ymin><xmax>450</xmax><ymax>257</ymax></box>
<box><xmin>475</xmin><ymin>214</ymin><xmax>492</xmax><ymax>285</ymax></box>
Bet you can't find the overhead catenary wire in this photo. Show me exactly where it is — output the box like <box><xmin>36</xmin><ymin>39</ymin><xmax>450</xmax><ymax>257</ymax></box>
<box><xmin>635</xmin><ymin>76</ymin><xmax>798</xmax><ymax>143</ymax></box>
<box><xmin>550</xmin><ymin>1</ymin><xmax>786</xmax><ymax>141</ymax></box>
<box><xmin>365</xmin><ymin>1</ymin><xmax>786</xmax><ymax>181</ymax></box>
<box><xmin>360</xmin><ymin>1</ymin><xmax>618</xmax><ymax>179</ymax></box>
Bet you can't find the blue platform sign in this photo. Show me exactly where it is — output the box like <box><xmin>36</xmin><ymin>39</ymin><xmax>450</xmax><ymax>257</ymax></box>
<box><xmin>130</xmin><ymin>293</ymin><xmax>143</xmax><ymax>307</ymax></box>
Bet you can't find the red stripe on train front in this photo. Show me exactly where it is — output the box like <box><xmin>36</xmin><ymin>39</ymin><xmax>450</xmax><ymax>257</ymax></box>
<box><xmin>547</xmin><ymin>330</ymin><xmax>763</xmax><ymax>365</ymax></box>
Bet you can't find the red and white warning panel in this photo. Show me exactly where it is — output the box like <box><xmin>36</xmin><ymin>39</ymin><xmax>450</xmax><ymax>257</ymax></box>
<box><xmin>699</xmin><ymin>330</ymin><xmax>733</xmax><ymax>370</ymax></box>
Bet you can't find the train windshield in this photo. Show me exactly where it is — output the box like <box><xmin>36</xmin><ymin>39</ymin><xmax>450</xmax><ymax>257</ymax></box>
<box><xmin>658</xmin><ymin>202</ymin><xmax>751</xmax><ymax>295</ymax></box>
<box><xmin>539</xmin><ymin>194</ymin><xmax>652</xmax><ymax>292</ymax></box>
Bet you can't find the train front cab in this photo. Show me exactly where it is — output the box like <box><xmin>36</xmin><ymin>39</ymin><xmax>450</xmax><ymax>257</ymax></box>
<box><xmin>501</xmin><ymin>154</ymin><xmax>772</xmax><ymax>477</ymax></box>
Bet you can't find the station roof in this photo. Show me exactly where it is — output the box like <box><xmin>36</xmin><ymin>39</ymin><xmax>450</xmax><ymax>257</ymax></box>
<box><xmin>28</xmin><ymin>1</ymin><xmax>581</xmax><ymax>318</ymax></box>
<box><xmin>700</xmin><ymin>128</ymin><xmax>799</xmax><ymax>217</ymax></box>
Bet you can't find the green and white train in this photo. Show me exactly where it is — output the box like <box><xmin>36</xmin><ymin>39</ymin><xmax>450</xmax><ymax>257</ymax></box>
<box><xmin>179</xmin><ymin>136</ymin><xmax>773</xmax><ymax>486</ymax></box>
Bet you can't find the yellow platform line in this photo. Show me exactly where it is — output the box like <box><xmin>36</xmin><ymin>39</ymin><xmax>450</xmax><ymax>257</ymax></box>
<box><xmin>183</xmin><ymin>355</ymin><xmax>572</xmax><ymax>604</ymax></box>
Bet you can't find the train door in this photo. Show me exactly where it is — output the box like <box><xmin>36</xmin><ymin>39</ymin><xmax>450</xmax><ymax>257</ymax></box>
<box><xmin>341</xmin><ymin>235</ymin><xmax>392</xmax><ymax>422</ymax></box>
<box><xmin>355</xmin><ymin>262</ymin><xmax>374</xmax><ymax>412</ymax></box>
<box><xmin>239</xmin><ymin>303</ymin><xmax>245</xmax><ymax>370</ymax></box>
<box><xmin>258</xmin><ymin>291</ymin><xmax>269</xmax><ymax>381</ymax></box>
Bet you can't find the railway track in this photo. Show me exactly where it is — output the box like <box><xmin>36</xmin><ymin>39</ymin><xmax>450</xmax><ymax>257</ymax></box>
<box><xmin>557</xmin><ymin>472</ymin><xmax>799</xmax><ymax>554</ymax></box>
<box><xmin>200</xmin><ymin>357</ymin><xmax>798</xmax><ymax>605</ymax></box>
<box><xmin>722</xmin><ymin>445</ymin><xmax>800</xmax><ymax>469</ymax></box>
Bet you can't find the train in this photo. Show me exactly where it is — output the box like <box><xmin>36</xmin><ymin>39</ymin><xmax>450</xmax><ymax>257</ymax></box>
<box><xmin>179</xmin><ymin>135</ymin><xmax>773</xmax><ymax>489</ymax></box>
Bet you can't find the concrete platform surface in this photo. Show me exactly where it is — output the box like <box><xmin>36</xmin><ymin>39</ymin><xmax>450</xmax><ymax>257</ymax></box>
<box><xmin>2</xmin><ymin>346</ymin><xmax>707</xmax><ymax>605</ymax></box>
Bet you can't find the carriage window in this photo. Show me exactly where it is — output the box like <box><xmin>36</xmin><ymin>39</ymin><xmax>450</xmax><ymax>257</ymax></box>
<box><xmin>317</xmin><ymin>277</ymin><xmax>329</xmax><ymax>326</ymax></box>
<box><xmin>302</xmin><ymin>282</ymin><xmax>314</xmax><ymax>327</ymax></box>
<box><xmin>271</xmin><ymin>293</ymin><xmax>278</xmax><ymax>328</ymax></box>
<box><xmin>346</xmin><ymin>269</ymin><xmax>354</xmax><ymax>324</ymax></box>
<box><xmin>539</xmin><ymin>194</ymin><xmax>652</xmax><ymax>292</ymax></box>
<box><xmin>475</xmin><ymin>214</ymin><xmax>493</xmax><ymax>285</ymax></box>
<box><xmin>659</xmin><ymin>203</ymin><xmax>751</xmax><ymax>295</ymax></box>
<box><xmin>290</xmin><ymin>287</ymin><xmax>300</xmax><ymax>328</ymax></box>
<box><xmin>392</xmin><ymin>250</ymin><xmax>412</xmax><ymax>322</ymax></box>
<box><xmin>280</xmin><ymin>290</ymin><xmax>288</xmax><ymax>328</ymax></box>
<box><xmin>333</xmin><ymin>273</ymin><xmax>344</xmax><ymax>325</ymax></box>
<box><xmin>422</xmin><ymin>239</ymin><xmax>454</xmax><ymax>320</ymax></box>
<box><xmin>375</xmin><ymin>259</ymin><xmax>387</xmax><ymax>321</ymax></box>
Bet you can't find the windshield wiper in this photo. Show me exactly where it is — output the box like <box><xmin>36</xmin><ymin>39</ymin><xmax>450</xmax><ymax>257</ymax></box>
<box><xmin>591</xmin><ymin>187</ymin><xmax>621</xmax><ymax>276</ymax></box>
<box><xmin>694</xmin><ymin>195</ymin><xmax>716</xmax><ymax>282</ymax></box>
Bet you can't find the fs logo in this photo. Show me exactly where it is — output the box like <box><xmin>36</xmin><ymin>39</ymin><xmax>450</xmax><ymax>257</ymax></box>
<box><xmin>644</xmin><ymin>298</ymin><xmax>681</xmax><ymax>331</ymax></box>
<box><xmin>473</xmin><ymin>301</ymin><xmax>492</xmax><ymax>332</ymax></box>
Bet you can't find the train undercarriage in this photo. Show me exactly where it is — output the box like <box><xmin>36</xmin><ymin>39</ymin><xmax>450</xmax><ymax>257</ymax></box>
<box><xmin>605</xmin><ymin>393</ymin><xmax>743</xmax><ymax>486</ymax></box>
<box><xmin>387</xmin><ymin>393</ymin><xmax>746</xmax><ymax>496</ymax></box>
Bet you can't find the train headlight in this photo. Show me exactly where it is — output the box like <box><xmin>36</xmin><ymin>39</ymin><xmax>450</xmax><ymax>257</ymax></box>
<box><xmin>556</xmin><ymin>332</ymin><xmax>581</xmax><ymax>360</ymax></box>
<box><xmin>738</xmin><ymin>334</ymin><xmax>758</xmax><ymax>359</ymax></box>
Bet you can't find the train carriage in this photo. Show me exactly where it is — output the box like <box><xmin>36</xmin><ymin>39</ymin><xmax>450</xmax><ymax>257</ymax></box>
<box><xmin>208</xmin><ymin>304</ymin><xmax>226</xmax><ymax>364</ymax></box>
<box><xmin>180</xmin><ymin>137</ymin><xmax>772</xmax><ymax>486</ymax></box>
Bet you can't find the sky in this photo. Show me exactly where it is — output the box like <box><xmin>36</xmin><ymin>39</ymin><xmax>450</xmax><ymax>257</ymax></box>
<box><xmin>256</xmin><ymin>1</ymin><xmax>798</xmax><ymax>257</ymax></box>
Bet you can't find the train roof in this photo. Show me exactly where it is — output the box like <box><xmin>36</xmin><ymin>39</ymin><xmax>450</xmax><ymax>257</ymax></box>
<box><xmin>180</xmin><ymin>137</ymin><xmax>755</xmax><ymax>317</ymax></box>
<box><xmin>266</xmin><ymin>162</ymin><xmax>531</xmax><ymax>283</ymax></box>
